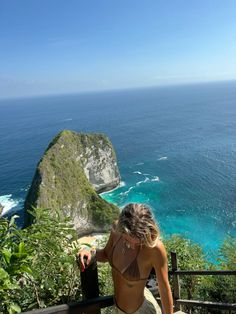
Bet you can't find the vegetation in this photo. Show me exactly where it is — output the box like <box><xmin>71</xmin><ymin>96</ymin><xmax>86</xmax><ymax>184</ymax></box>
<box><xmin>24</xmin><ymin>130</ymin><xmax>120</xmax><ymax>229</ymax></box>
<box><xmin>164</xmin><ymin>235</ymin><xmax>207</xmax><ymax>300</ymax></box>
<box><xmin>0</xmin><ymin>208</ymin><xmax>82</xmax><ymax>313</ymax></box>
<box><xmin>1</xmin><ymin>210</ymin><xmax>235</xmax><ymax>313</ymax></box>
<box><xmin>164</xmin><ymin>235</ymin><xmax>236</xmax><ymax>313</ymax></box>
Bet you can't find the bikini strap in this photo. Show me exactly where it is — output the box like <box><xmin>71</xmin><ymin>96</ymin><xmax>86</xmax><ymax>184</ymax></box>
<box><xmin>109</xmin><ymin>234</ymin><xmax>122</xmax><ymax>266</ymax></box>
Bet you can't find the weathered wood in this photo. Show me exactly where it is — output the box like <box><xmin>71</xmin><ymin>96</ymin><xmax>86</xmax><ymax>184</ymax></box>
<box><xmin>169</xmin><ymin>269</ymin><xmax>236</xmax><ymax>276</ymax></box>
<box><xmin>176</xmin><ymin>299</ymin><xmax>236</xmax><ymax>310</ymax></box>
<box><xmin>22</xmin><ymin>304</ymin><xmax>69</xmax><ymax>314</ymax></box>
<box><xmin>80</xmin><ymin>258</ymin><xmax>100</xmax><ymax>313</ymax></box>
<box><xmin>22</xmin><ymin>296</ymin><xmax>114</xmax><ymax>314</ymax></box>
<box><xmin>69</xmin><ymin>296</ymin><xmax>114</xmax><ymax>314</ymax></box>
<box><xmin>21</xmin><ymin>287</ymin><xmax>236</xmax><ymax>313</ymax></box>
<box><xmin>171</xmin><ymin>252</ymin><xmax>181</xmax><ymax>311</ymax></box>
<box><xmin>80</xmin><ymin>259</ymin><xmax>100</xmax><ymax>299</ymax></box>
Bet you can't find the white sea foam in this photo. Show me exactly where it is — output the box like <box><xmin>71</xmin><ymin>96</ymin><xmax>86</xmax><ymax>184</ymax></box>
<box><xmin>136</xmin><ymin>177</ymin><xmax>150</xmax><ymax>186</ymax></box>
<box><xmin>133</xmin><ymin>171</ymin><xmax>142</xmax><ymax>175</ymax></box>
<box><xmin>0</xmin><ymin>194</ymin><xmax>19</xmax><ymax>216</ymax></box>
<box><xmin>63</xmin><ymin>118</ymin><xmax>73</xmax><ymax>121</ymax></box>
<box><xmin>122</xmin><ymin>186</ymin><xmax>134</xmax><ymax>196</ymax></box>
<box><xmin>136</xmin><ymin>162</ymin><xmax>144</xmax><ymax>166</ymax></box>
<box><xmin>151</xmin><ymin>176</ymin><xmax>160</xmax><ymax>182</ymax></box>
<box><xmin>158</xmin><ymin>156</ymin><xmax>168</xmax><ymax>161</ymax></box>
<box><xmin>100</xmin><ymin>181</ymin><xmax>126</xmax><ymax>195</ymax></box>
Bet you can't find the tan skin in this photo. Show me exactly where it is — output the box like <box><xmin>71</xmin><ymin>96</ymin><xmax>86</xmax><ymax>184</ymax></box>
<box><xmin>77</xmin><ymin>227</ymin><xmax>173</xmax><ymax>314</ymax></box>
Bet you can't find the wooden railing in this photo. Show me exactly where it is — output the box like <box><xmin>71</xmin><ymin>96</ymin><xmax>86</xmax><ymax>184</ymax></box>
<box><xmin>166</xmin><ymin>252</ymin><xmax>236</xmax><ymax>312</ymax></box>
<box><xmin>22</xmin><ymin>252</ymin><xmax>236</xmax><ymax>314</ymax></box>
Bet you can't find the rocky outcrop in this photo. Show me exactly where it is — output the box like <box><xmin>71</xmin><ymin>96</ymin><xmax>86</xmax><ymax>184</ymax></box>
<box><xmin>78</xmin><ymin>134</ymin><xmax>120</xmax><ymax>193</ymax></box>
<box><xmin>24</xmin><ymin>130</ymin><xmax>120</xmax><ymax>234</ymax></box>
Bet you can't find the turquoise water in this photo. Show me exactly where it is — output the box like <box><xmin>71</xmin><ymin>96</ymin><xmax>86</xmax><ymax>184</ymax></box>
<box><xmin>0</xmin><ymin>81</ymin><xmax>236</xmax><ymax>254</ymax></box>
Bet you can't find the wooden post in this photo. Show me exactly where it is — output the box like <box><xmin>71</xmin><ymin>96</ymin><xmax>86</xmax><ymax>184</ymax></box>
<box><xmin>171</xmin><ymin>252</ymin><xmax>181</xmax><ymax>311</ymax></box>
<box><xmin>80</xmin><ymin>259</ymin><xmax>100</xmax><ymax>314</ymax></box>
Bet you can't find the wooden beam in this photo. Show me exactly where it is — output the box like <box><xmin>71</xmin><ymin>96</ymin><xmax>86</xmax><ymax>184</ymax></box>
<box><xmin>176</xmin><ymin>299</ymin><xmax>236</xmax><ymax>310</ymax></box>
<box><xmin>169</xmin><ymin>270</ymin><xmax>236</xmax><ymax>276</ymax></box>
<box><xmin>171</xmin><ymin>252</ymin><xmax>181</xmax><ymax>311</ymax></box>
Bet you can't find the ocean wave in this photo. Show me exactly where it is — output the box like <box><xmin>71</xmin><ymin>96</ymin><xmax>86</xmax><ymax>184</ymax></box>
<box><xmin>0</xmin><ymin>194</ymin><xmax>20</xmax><ymax>216</ymax></box>
<box><xmin>158</xmin><ymin>156</ymin><xmax>168</xmax><ymax>161</ymax></box>
<box><xmin>136</xmin><ymin>177</ymin><xmax>150</xmax><ymax>186</ymax></box>
<box><xmin>122</xmin><ymin>186</ymin><xmax>134</xmax><ymax>196</ymax></box>
<box><xmin>151</xmin><ymin>176</ymin><xmax>160</xmax><ymax>182</ymax></box>
<box><xmin>133</xmin><ymin>171</ymin><xmax>142</xmax><ymax>175</ymax></box>
<box><xmin>136</xmin><ymin>162</ymin><xmax>144</xmax><ymax>166</ymax></box>
<box><xmin>100</xmin><ymin>181</ymin><xmax>126</xmax><ymax>195</ymax></box>
<box><xmin>62</xmin><ymin>118</ymin><xmax>73</xmax><ymax>121</ymax></box>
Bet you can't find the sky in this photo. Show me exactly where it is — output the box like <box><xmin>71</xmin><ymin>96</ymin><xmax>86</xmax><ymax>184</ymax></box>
<box><xmin>0</xmin><ymin>0</ymin><xmax>236</xmax><ymax>98</ymax></box>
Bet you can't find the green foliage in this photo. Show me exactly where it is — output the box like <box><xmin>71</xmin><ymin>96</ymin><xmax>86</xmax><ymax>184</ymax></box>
<box><xmin>96</xmin><ymin>235</ymin><xmax>114</xmax><ymax>296</ymax></box>
<box><xmin>219</xmin><ymin>235</ymin><xmax>236</xmax><ymax>269</ymax></box>
<box><xmin>199</xmin><ymin>236</ymin><xmax>236</xmax><ymax>305</ymax></box>
<box><xmin>164</xmin><ymin>234</ymin><xmax>236</xmax><ymax>312</ymax></box>
<box><xmin>0</xmin><ymin>208</ymin><xmax>82</xmax><ymax>313</ymax></box>
<box><xmin>164</xmin><ymin>235</ymin><xmax>207</xmax><ymax>300</ymax></box>
<box><xmin>24</xmin><ymin>130</ymin><xmax>119</xmax><ymax>229</ymax></box>
<box><xmin>89</xmin><ymin>195</ymin><xmax>119</xmax><ymax>227</ymax></box>
<box><xmin>1</xmin><ymin>211</ymin><xmax>235</xmax><ymax>313</ymax></box>
<box><xmin>0</xmin><ymin>215</ymin><xmax>32</xmax><ymax>313</ymax></box>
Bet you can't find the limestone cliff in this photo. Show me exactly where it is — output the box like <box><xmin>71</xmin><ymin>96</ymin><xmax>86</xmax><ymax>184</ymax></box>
<box><xmin>24</xmin><ymin>130</ymin><xmax>120</xmax><ymax>234</ymax></box>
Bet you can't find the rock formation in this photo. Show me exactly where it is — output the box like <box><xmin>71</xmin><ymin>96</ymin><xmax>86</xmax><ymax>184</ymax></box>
<box><xmin>24</xmin><ymin>130</ymin><xmax>120</xmax><ymax>234</ymax></box>
<box><xmin>0</xmin><ymin>203</ymin><xmax>3</xmax><ymax>216</ymax></box>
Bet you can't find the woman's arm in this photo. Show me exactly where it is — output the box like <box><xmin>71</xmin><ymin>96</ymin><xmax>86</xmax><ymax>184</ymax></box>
<box><xmin>96</xmin><ymin>230</ymin><xmax>113</xmax><ymax>262</ymax></box>
<box><xmin>152</xmin><ymin>241</ymin><xmax>173</xmax><ymax>314</ymax></box>
<box><xmin>77</xmin><ymin>228</ymin><xmax>114</xmax><ymax>270</ymax></box>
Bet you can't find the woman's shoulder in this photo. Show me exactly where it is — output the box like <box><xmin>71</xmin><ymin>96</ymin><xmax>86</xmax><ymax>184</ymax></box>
<box><xmin>147</xmin><ymin>239</ymin><xmax>167</xmax><ymax>259</ymax></box>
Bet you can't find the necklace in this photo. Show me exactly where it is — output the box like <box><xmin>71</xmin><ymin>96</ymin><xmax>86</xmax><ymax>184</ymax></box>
<box><xmin>122</xmin><ymin>239</ymin><xmax>131</xmax><ymax>254</ymax></box>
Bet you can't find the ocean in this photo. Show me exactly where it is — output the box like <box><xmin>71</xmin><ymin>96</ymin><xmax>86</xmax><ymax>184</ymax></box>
<box><xmin>0</xmin><ymin>81</ymin><xmax>236</xmax><ymax>256</ymax></box>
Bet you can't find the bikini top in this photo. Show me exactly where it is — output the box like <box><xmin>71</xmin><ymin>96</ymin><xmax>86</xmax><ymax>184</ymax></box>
<box><xmin>108</xmin><ymin>234</ymin><xmax>149</xmax><ymax>282</ymax></box>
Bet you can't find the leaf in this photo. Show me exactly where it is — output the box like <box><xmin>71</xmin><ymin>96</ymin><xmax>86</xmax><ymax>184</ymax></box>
<box><xmin>2</xmin><ymin>249</ymin><xmax>12</xmax><ymax>264</ymax></box>
<box><xmin>11</xmin><ymin>252</ymin><xmax>28</xmax><ymax>260</ymax></box>
<box><xmin>18</xmin><ymin>242</ymin><xmax>26</xmax><ymax>254</ymax></box>
<box><xmin>0</xmin><ymin>267</ymin><xmax>9</xmax><ymax>280</ymax></box>
<box><xmin>19</xmin><ymin>265</ymin><xmax>32</xmax><ymax>274</ymax></box>
<box><xmin>8</xmin><ymin>303</ymin><xmax>21</xmax><ymax>314</ymax></box>
<box><xmin>3</xmin><ymin>282</ymin><xmax>20</xmax><ymax>290</ymax></box>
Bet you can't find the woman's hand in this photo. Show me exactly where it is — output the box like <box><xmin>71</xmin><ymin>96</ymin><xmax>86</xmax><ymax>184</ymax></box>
<box><xmin>76</xmin><ymin>249</ymin><xmax>93</xmax><ymax>272</ymax></box>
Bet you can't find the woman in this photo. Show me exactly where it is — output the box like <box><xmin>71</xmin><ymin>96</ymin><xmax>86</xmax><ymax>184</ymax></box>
<box><xmin>77</xmin><ymin>203</ymin><xmax>173</xmax><ymax>314</ymax></box>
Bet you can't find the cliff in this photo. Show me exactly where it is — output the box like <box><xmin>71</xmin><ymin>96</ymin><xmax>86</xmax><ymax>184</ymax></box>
<box><xmin>24</xmin><ymin>130</ymin><xmax>120</xmax><ymax>234</ymax></box>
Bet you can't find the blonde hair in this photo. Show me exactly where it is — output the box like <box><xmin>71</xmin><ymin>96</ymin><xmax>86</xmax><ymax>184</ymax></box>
<box><xmin>116</xmin><ymin>203</ymin><xmax>160</xmax><ymax>247</ymax></box>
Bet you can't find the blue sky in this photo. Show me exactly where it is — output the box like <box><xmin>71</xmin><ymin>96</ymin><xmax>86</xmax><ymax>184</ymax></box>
<box><xmin>0</xmin><ymin>0</ymin><xmax>236</xmax><ymax>98</ymax></box>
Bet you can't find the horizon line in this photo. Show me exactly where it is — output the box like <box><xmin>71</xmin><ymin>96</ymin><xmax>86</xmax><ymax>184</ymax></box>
<box><xmin>0</xmin><ymin>78</ymin><xmax>236</xmax><ymax>101</ymax></box>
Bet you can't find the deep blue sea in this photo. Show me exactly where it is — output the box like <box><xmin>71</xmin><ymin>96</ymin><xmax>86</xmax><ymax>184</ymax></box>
<box><xmin>1</xmin><ymin>81</ymin><xmax>236</xmax><ymax>257</ymax></box>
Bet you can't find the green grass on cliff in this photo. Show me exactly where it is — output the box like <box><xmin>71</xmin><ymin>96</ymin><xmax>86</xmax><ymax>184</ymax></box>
<box><xmin>25</xmin><ymin>130</ymin><xmax>119</xmax><ymax>230</ymax></box>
